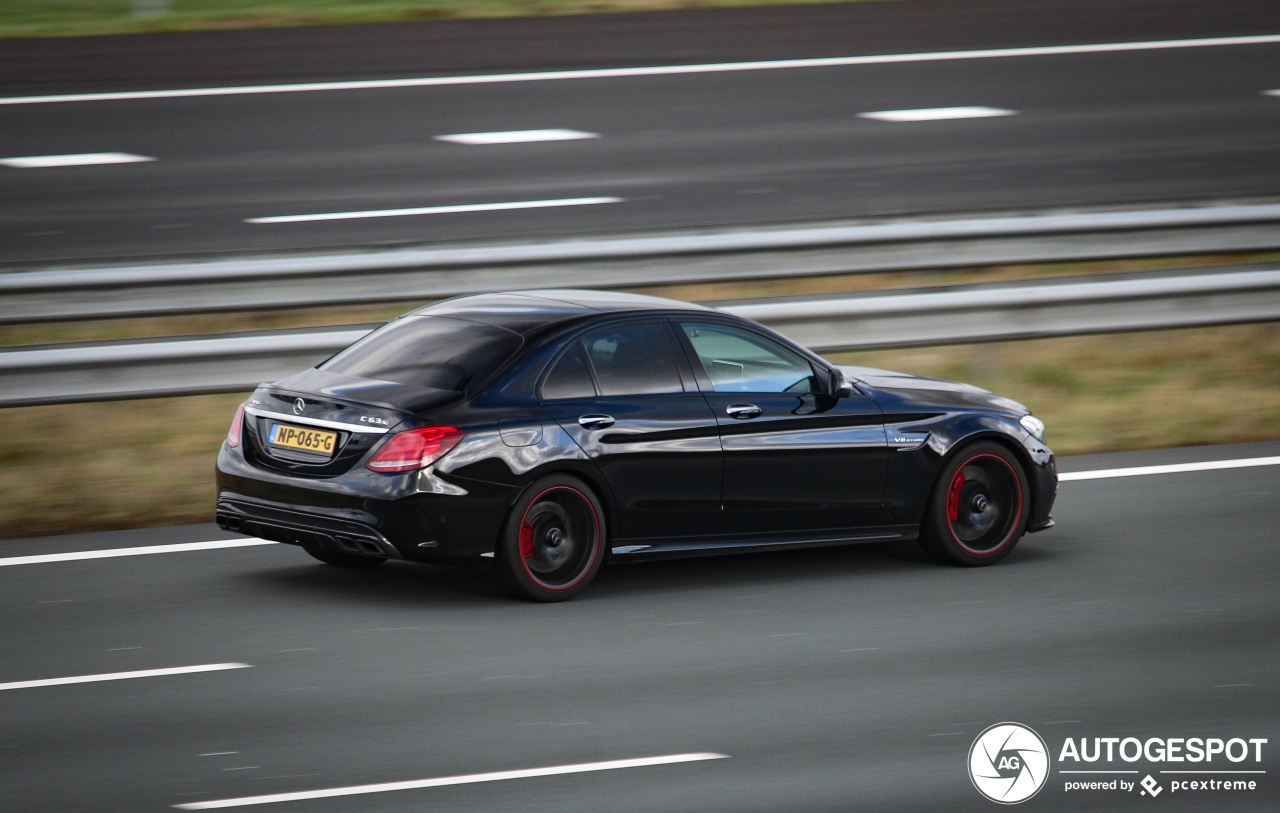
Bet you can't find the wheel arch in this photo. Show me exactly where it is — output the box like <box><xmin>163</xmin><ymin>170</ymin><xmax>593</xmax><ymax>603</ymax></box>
<box><xmin>505</xmin><ymin>463</ymin><xmax>615</xmax><ymax>542</ymax></box>
<box><xmin>932</xmin><ymin>429</ymin><xmax>1038</xmax><ymax>527</ymax></box>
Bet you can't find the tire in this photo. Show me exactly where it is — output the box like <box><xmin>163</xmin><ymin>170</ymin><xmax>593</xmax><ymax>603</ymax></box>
<box><xmin>919</xmin><ymin>441</ymin><xmax>1030</xmax><ymax>566</ymax></box>
<box><xmin>494</xmin><ymin>475</ymin><xmax>606</xmax><ymax>602</ymax></box>
<box><xmin>301</xmin><ymin>541</ymin><xmax>386</xmax><ymax>569</ymax></box>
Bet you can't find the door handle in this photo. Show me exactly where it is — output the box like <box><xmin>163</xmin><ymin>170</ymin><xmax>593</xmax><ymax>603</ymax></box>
<box><xmin>726</xmin><ymin>404</ymin><xmax>762</xmax><ymax>419</ymax></box>
<box><xmin>578</xmin><ymin>414</ymin><xmax>615</xmax><ymax>429</ymax></box>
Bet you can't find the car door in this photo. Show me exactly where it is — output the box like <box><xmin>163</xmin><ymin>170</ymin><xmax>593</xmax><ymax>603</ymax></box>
<box><xmin>674</xmin><ymin>319</ymin><xmax>888</xmax><ymax>536</ymax></box>
<box><xmin>538</xmin><ymin>320</ymin><xmax>723</xmax><ymax>540</ymax></box>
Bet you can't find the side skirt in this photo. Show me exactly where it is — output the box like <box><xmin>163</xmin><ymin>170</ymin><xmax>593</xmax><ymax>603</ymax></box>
<box><xmin>606</xmin><ymin>526</ymin><xmax>919</xmax><ymax>562</ymax></box>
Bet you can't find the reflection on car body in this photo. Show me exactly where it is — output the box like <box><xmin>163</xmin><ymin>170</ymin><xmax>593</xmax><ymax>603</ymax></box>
<box><xmin>216</xmin><ymin>290</ymin><xmax>1056</xmax><ymax>601</ymax></box>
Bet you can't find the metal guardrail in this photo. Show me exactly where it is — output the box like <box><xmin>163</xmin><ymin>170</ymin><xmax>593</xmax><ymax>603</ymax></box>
<box><xmin>4</xmin><ymin>268</ymin><xmax>1278</xmax><ymax>408</ymax></box>
<box><xmin>5</xmin><ymin>203</ymin><xmax>1280</xmax><ymax>325</ymax></box>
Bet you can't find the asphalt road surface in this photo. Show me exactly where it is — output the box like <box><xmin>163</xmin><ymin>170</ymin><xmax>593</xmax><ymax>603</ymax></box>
<box><xmin>1</xmin><ymin>441</ymin><xmax>1276</xmax><ymax>811</ymax></box>
<box><xmin>2</xmin><ymin>0</ymin><xmax>1279</xmax><ymax>265</ymax></box>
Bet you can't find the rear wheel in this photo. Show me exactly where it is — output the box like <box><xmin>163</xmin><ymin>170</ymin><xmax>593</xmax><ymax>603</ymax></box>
<box><xmin>494</xmin><ymin>475</ymin><xmax>606</xmax><ymax>602</ymax></box>
<box><xmin>301</xmin><ymin>541</ymin><xmax>386</xmax><ymax>569</ymax></box>
<box><xmin>919</xmin><ymin>442</ymin><xmax>1029</xmax><ymax>566</ymax></box>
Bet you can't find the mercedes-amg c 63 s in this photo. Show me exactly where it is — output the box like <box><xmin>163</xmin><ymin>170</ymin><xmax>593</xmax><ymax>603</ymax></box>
<box><xmin>216</xmin><ymin>290</ymin><xmax>1056</xmax><ymax>601</ymax></box>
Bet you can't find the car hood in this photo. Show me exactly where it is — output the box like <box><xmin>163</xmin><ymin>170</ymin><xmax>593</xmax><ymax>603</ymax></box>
<box><xmin>837</xmin><ymin>364</ymin><xmax>1029</xmax><ymax>415</ymax></box>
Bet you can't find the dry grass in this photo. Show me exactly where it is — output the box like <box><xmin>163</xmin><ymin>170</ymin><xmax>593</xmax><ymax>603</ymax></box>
<box><xmin>2</xmin><ymin>322</ymin><xmax>1278</xmax><ymax>541</ymax></box>
<box><xmin>832</xmin><ymin>323</ymin><xmax>1280</xmax><ymax>454</ymax></box>
<box><xmin>0</xmin><ymin>0</ymin><xmax>878</xmax><ymax>39</ymax></box>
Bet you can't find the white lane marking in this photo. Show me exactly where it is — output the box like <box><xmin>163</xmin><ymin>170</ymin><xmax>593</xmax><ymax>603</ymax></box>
<box><xmin>246</xmin><ymin>196</ymin><xmax>622</xmax><ymax>224</ymax></box>
<box><xmin>1</xmin><ymin>456</ymin><xmax>1272</xmax><ymax>571</ymax></box>
<box><xmin>173</xmin><ymin>752</ymin><xmax>729</xmax><ymax>810</ymax></box>
<box><xmin>200</xmin><ymin>752</ymin><xmax>240</xmax><ymax>757</ymax></box>
<box><xmin>0</xmin><ymin>538</ymin><xmax>276</xmax><ymax>568</ymax></box>
<box><xmin>435</xmin><ymin>129</ymin><xmax>599</xmax><ymax>145</ymax></box>
<box><xmin>4</xmin><ymin>35</ymin><xmax>1279</xmax><ymax>106</ymax></box>
<box><xmin>0</xmin><ymin>152</ymin><xmax>155</xmax><ymax>168</ymax></box>
<box><xmin>1263</xmin><ymin>90</ymin><xmax>1280</xmax><ymax>97</ymax></box>
<box><xmin>0</xmin><ymin>663</ymin><xmax>251</xmax><ymax>692</ymax></box>
<box><xmin>859</xmin><ymin>106</ymin><xmax>1016</xmax><ymax>122</ymax></box>
<box><xmin>1060</xmin><ymin>455</ymin><xmax>1280</xmax><ymax>481</ymax></box>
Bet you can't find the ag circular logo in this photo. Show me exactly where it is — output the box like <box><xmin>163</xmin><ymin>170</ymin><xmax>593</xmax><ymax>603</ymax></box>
<box><xmin>968</xmin><ymin>722</ymin><xmax>1051</xmax><ymax>804</ymax></box>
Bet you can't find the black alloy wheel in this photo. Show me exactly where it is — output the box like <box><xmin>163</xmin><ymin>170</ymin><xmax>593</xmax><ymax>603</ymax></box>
<box><xmin>495</xmin><ymin>475</ymin><xmax>606</xmax><ymax>602</ymax></box>
<box><xmin>919</xmin><ymin>441</ymin><xmax>1029</xmax><ymax>566</ymax></box>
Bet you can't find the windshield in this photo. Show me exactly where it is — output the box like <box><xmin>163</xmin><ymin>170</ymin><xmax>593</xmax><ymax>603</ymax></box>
<box><xmin>319</xmin><ymin>316</ymin><xmax>522</xmax><ymax>392</ymax></box>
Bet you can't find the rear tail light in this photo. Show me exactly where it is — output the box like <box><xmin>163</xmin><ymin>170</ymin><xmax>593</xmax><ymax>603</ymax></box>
<box><xmin>366</xmin><ymin>427</ymin><xmax>464</xmax><ymax>473</ymax></box>
<box><xmin>227</xmin><ymin>403</ymin><xmax>245</xmax><ymax>447</ymax></box>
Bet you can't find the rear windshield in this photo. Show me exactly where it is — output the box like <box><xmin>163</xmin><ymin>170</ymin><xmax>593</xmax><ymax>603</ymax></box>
<box><xmin>319</xmin><ymin>316</ymin><xmax>522</xmax><ymax>392</ymax></box>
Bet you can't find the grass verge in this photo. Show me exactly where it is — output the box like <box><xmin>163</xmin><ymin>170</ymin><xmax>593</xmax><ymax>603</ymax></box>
<box><xmin>2</xmin><ymin>322</ymin><xmax>1277</xmax><ymax>541</ymax></box>
<box><xmin>0</xmin><ymin>0</ymin><xmax>875</xmax><ymax>39</ymax></box>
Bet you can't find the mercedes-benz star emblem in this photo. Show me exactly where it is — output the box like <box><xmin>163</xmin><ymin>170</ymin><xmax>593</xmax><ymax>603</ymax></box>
<box><xmin>292</xmin><ymin>398</ymin><xmax>305</xmax><ymax>415</ymax></box>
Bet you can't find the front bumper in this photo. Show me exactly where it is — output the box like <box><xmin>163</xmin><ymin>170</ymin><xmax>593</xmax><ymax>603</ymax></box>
<box><xmin>1022</xmin><ymin>435</ymin><xmax>1058</xmax><ymax>533</ymax></box>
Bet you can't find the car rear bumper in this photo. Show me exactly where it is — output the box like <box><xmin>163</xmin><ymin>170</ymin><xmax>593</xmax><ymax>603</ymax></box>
<box><xmin>215</xmin><ymin>443</ymin><xmax>517</xmax><ymax>562</ymax></box>
<box><xmin>216</xmin><ymin>495</ymin><xmax>403</xmax><ymax>560</ymax></box>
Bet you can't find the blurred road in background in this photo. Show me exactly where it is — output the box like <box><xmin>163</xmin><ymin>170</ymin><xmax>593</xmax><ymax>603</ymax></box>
<box><xmin>1</xmin><ymin>0</ymin><xmax>1278</xmax><ymax>265</ymax></box>
<box><xmin>1</xmin><ymin>443</ymin><xmax>1277</xmax><ymax>811</ymax></box>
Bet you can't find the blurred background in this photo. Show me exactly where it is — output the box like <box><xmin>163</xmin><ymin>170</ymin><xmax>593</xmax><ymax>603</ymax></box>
<box><xmin>2</xmin><ymin>6</ymin><xmax>1279</xmax><ymax>813</ymax></box>
<box><xmin>0</xmin><ymin>0</ymin><xmax>1278</xmax><ymax>542</ymax></box>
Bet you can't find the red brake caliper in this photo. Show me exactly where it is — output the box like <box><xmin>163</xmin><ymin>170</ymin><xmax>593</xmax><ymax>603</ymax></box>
<box><xmin>946</xmin><ymin>471</ymin><xmax>965</xmax><ymax>523</ymax></box>
<box><xmin>519</xmin><ymin>522</ymin><xmax>534</xmax><ymax>559</ymax></box>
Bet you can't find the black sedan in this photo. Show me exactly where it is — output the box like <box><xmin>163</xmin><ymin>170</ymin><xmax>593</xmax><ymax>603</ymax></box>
<box><xmin>216</xmin><ymin>290</ymin><xmax>1056</xmax><ymax>601</ymax></box>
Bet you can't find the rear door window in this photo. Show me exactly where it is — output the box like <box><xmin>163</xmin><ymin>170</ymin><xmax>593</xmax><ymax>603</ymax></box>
<box><xmin>540</xmin><ymin>341</ymin><xmax>597</xmax><ymax>400</ymax></box>
<box><xmin>582</xmin><ymin>323</ymin><xmax>684</xmax><ymax>397</ymax></box>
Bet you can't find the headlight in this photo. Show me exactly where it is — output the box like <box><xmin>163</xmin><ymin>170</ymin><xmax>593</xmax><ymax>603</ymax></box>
<box><xmin>1019</xmin><ymin>414</ymin><xmax>1046</xmax><ymax>440</ymax></box>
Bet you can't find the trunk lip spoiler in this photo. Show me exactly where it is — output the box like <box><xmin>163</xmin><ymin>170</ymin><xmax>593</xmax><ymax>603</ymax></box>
<box><xmin>244</xmin><ymin>406</ymin><xmax>392</xmax><ymax>434</ymax></box>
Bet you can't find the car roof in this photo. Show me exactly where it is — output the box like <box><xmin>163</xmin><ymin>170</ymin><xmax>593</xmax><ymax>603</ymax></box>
<box><xmin>411</xmin><ymin>289</ymin><xmax>714</xmax><ymax>335</ymax></box>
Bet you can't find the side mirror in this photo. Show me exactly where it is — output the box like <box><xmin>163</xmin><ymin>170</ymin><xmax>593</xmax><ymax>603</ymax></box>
<box><xmin>833</xmin><ymin>369</ymin><xmax>855</xmax><ymax>398</ymax></box>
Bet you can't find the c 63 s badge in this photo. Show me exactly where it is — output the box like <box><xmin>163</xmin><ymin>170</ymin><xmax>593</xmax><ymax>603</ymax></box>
<box><xmin>969</xmin><ymin>722</ymin><xmax>1051</xmax><ymax>804</ymax></box>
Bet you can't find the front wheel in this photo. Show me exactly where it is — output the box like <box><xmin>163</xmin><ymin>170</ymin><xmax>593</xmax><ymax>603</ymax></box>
<box><xmin>494</xmin><ymin>475</ymin><xmax>606</xmax><ymax>602</ymax></box>
<box><xmin>919</xmin><ymin>442</ymin><xmax>1029</xmax><ymax>566</ymax></box>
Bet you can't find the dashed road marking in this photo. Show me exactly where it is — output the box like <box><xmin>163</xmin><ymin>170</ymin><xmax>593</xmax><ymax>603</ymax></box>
<box><xmin>0</xmin><ymin>663</ymin><xmax>251</xmax><ymax>692</ymax></box>
<box><xmin>0</xmin><ymin>153</ymin><xmax>155</xmax><ymax>168</ymax></box>
<box><xmin>435</xmin><ymin>129</ymin><xmax>599</xmax><ymax>145</ymax></box>
<box><xmin>246</xmin><ymin>196</ymin><xmax>622</xmax><ymax>224</ymax></box>
<box><xmin>859</xmin><ymin>106</ymin><xmax>1016</xmax><ymax>122</ymax></box>
<box><xmin>173</xmin><ymin>753</ymin><xmax>729</xmax><ymax>810</ymax></box>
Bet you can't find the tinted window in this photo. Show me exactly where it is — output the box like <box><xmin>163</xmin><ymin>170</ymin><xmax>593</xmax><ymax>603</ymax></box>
<box><xmin>680</xmin><ymin>322</ymin><xmax>816</xmax><ymax>393</ymax></box>
<box><xmin>583</xmin><ymin>323</ymin><xmax>683</xmax><ymax>396</ymax></box>
<box><xmin>320</xmin><ymin>316</ymin><xmax>521</xmax><ymax>392</ymax></box>
<box><xmin>541</xmin><ymin>341</ymin><xmax>596</xmax><ymax>400</ymax></box>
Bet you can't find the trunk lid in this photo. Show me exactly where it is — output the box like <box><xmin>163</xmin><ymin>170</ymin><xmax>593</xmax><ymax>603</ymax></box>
<box><xmin>242</xmin><ymin>369</ymin><xmax>460</xmax><ymax>477</ymax></box>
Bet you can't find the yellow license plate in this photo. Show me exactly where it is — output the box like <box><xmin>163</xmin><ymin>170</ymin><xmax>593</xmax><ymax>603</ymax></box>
<box><xmin>268</xmin><ymin>423</ymin><xmax>337</xmax><ymax>455</ymax></box>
